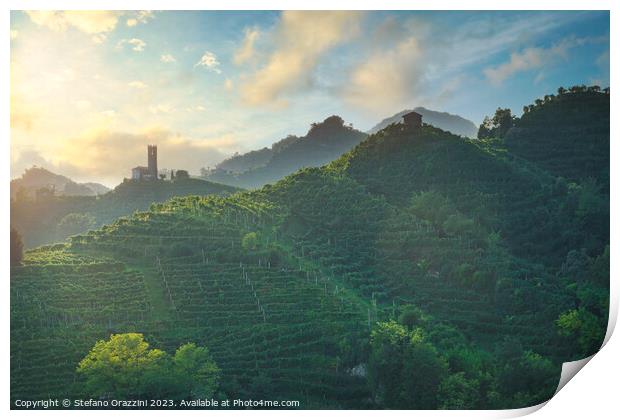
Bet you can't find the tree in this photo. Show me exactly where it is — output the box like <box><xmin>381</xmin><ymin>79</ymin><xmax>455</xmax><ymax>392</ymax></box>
<box><xmin>438</xmin><ymin>372</ymin><xmax>480</xmax><ymax>409</ymax></box>
<box><xmin>368</xmin><ymin>321</ymin><xmax>447</xmax><ymax>409</ymax></box>
<box><xmin>556</xmin><ymin>308</ymin><xmax>605</xmax><ymax>356</ymax></box>
<box><xmin>497</xmin><ymin>350</ymin><xmax>558</xmax><ymax>406</ymax></box>
<box><xmin>172</xmin><ymin>343</ymin><xmax>221</xmax><ymax>399</ymax></box>
<box><xmin>400</xmin><ymin>337</ymin><xmax>448</xmax><ymax>408</ymax></box>
<box><xmin>491</xmin><ymin>108</ymin><xmax>514</xmax><ymax>137</ymax></box>
<box><xmin>409</xmin><ymin>190</ymin><xmax>452</xmax><ymax>225</ymax></box>
<box><xmin>77</xmin><ymin>333</ymin><xmax>220</xmax><ymax>400</ymax></box>
<box><xmin>442</xmin><ymin>213</ymin><xmax>475</xmax><ymax>237</ymax></box>
<box><xmin>175</xmin><ymin>170</ymin><xmax>190</xmax><ymax>179</ymax></box>
<box><xmin>398</xmin><ymin>305</ymin><xmax>425</xmax><ymax>330</ymax></box>
<box><xmin>242</xmin><ymin>232</ymin><xmax>259</xmax><ymax>251</ymax></box>
<box><xmin>477</xmin><ymin>116</ymin><xmax>494</xmax><ymax>139</ymax></box>
<box><xmin>10</xmin><ymin>227</ymin><xmax>24</xmax><ymax>266</ymax></box>
<box><xmin>77</xmin><ymin>333</ymin><xmax>169</xmax><ymax>399</ymax></box>
<box><xmin>477</xmin><ymin>109</ymin><xmax>514</xmax><ymax>139</ymax></box>
<box><xmin>57</xmin><ymin>213</ymin><xmax>96</xmax><ymax>238</ymax></box>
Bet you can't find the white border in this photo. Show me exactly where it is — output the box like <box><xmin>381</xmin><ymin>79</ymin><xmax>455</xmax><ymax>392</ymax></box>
<box><xmin>2</xmin><ymin>1</ymin><xmax>616</xmax><ymax>419</ymax></box>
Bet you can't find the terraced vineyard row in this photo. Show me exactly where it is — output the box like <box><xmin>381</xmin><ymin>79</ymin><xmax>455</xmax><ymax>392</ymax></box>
<box><xmin>149</xmin><ymin>256</ymin><xmax>370</xmax><ymax>405</ymax></box>
<box><xmin>283</xmin><ymin>202</ymin><xmax>575</xmax><ymax>359</ymax></box>
<box><xmin>10</xmin><ymin>247</ymin><xmax>152</xmax><ymax>401</ymax></box>
<box><xmin>12</xmin><ymin>190</ymin><xmax>374</xmax><ymax>407</ymax></box>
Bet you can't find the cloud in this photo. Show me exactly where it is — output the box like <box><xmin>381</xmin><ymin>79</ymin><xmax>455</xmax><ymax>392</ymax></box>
<box><xmin>91</xmin><ymin>34</ymin><xmax>107</xmax><ymax>44</ymax></box>
<box><xmin>118</xmin><ymin>38</ymin><xmax>146</xmax><ymax>52</ymax></box>
<box><xmin>484</xmin><ymin>48</ymin><xmax>546</xmax><ymax>86</ymax></box>
<box><xmin>25</xmin><ymin>11</ymin><xmax>121</xmax><ymax>36</ymax></box>
<box><xmin>11</xmin><ymin>149</ymin><xmax>83</xmax><ymax>181</ymax></box>
<box><xmin>10</xmin><ymin>94</ymin><xmax>39</xmax><ymax>131</ymax></box>
<box><xmin>483</xmin><ymin>36</ymin><xmax>600</xmax><ymax>85</ymax></box>
<box><xmin>234</xmin><ymin>27</ymin><xmax>260</xmax><ymax>65</ymax></box>
<box><xmin>56</xmin><ymin>128</ymin><xmax>229</xmax><ymax>182</ymax></box>
<box><xmin>239</xmin><ymin>11</ymin><xmax>363</xmax><ymax>107</ymax></box>
<box><xmin>195</xmin><ymin>51</ymin><xmax>221</xmax><ymax>73</ymax></box>
<box><xmin>160</xmin><ymin>53</ymin><xmax>176</xmax><ymax>63</ymax></box>
<box><xmin>342</xmin><ymin>37</ymin><xmax>423</xmax><ymax>113</ymax></box>
<box><xmin>148</xmin><ymin>104</ymin><xmax>173</xmax><ymax>114</ymax></box>
<box><xmin>128</xmin><ymin>80</ymin><xmax>148</xmax><ymax>89</ymax></box>
<box><xmin>126</xmin><ymin>11</ymin><xmax>154</xmax><ymax>27</ymax></box>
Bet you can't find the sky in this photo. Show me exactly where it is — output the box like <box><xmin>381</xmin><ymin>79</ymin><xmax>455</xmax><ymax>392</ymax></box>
<box><xmin>10</xmin><ymin>10</ymin><xmax>610</xmax><ymax>186</ymax></box>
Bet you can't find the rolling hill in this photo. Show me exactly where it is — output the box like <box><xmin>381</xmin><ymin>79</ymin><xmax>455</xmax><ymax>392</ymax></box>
<box><xmin>10</xmin><ymin>176</ymin><xmax>240</xmax><ymax>249</ymax></box>
<box><xmin>202</xmin><ymin>116</ymin><xmax>367</xmax><ymax>189</ymax></box>
<box><xmin>10</xmin><ymin>167</ymin><xmax>110</xmax><ymax>198</ymax></box>
<box><xmin>368</xmin><ymin>107</ymin><xmax>478</xmax><ymax>138</ymax></box>
<box><xmin>505</xmin><ymin>88</ymin><xmax>610</xmax><ymax>187</ymax></box>
<box><xmin>11</xmin><ymin>88</ymin><xmax>609</xmax><ymax>409</ymax></box>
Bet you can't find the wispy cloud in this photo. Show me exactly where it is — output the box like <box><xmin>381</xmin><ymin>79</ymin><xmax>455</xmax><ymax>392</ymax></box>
<box><xmin>126</xmin><ymin>10</ymin><xmax>154</xmax><ymax>27</ymax></box>
<box><xmin>239</xmin><ymin>11</ymin><xmax>364</xmax><ymax>107</ymax></box>
<box><xmin>343</xmin><ymin>36</ymin><xmax>422</xmax><ymax>113</ymax></box>
<box><xmin>160</xmin><ymin>53</ymin><xmax>176</xmax><ymax>63</ymax></box>
<box><xmin>195</xmin><ymin>51</ymin><xmax>221</xmax><ymax>73</ymax></box>
<box><xmin>118</xmin><ymin>38</ymin><xmax>146</xmax><ymax>52</ymax></box>
<box><xmin>25</xmin><ymin>11</ymin><xmax>121</xmax><ymax>38</ymax></box>
<box><xmin>234</xmin><ymin>27</ymin><xmax>260</xmax><ymax>65</ymax></box>
<box><xmin>484</xmin><ymin>36</ymin><xmax>604</xmax><ymax>85</ymax></box>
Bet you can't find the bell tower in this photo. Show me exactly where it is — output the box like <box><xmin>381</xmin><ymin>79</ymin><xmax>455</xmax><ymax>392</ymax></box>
<box><xmin>147</xmin><ymin>145</ymin><xmax>158</xmax><ymax>180</ymax></box>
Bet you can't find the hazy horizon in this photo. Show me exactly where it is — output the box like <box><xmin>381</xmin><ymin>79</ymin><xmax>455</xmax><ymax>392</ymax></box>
<box><xmin>10</xmin><ymin>10</ymin><xmax>609</xmax><ymax>186</ymax></box>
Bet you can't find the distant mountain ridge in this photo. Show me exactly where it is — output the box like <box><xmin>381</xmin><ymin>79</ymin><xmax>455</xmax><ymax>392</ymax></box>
<box><xmin>203</xmin><ymin>115</ymin><xmax>367</xmax><ymax>189</ymax></box>
<box><xmin>368</xmin><ymin>107</ymin><xmax>478</xmax><ymax>138</ymax></box>
<box><xmin>10</xmin><ymin>167</ymin><xmax>110</xmax><ymax>198</ymax></box>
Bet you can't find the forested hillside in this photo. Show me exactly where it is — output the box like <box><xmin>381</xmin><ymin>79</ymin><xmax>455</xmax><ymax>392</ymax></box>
<box><xmin>11</xmin><ymin>167</ymin><xmax>110</xmax><ymax>198</ymax></box>
<box><xmin>11</xmin><ymin>88</ymin><xmax>609</xmax><ymax>409</ymax></box>
<box><xmin>202</xmin><ymin>116</ymin><xmax>367</xmax><ymax>189</ymax></box>
<box><xmin>11</xmin><ymin>177</ymin><xmax>239</xmax><ymax>248</ymax></box>
<box><xmin>506</xmin><ymin>87</ymin><xmax>609</xmax><ymax>187</ymax></box>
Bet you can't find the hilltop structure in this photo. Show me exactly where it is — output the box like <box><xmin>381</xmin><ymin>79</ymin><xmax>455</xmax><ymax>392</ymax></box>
<box><xmin>131</xmin><ymin>145</ymin><xmax>158</xmax><ymax>181</ymax></box>
<box><xmin>402</xmin><ymin>111</ymin><xmax>422</xmax><ymax>129</ymax></box>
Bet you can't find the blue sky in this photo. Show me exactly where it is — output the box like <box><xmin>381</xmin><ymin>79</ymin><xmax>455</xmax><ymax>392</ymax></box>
<box><xmin>10</xmin><ymin>10</ymin><xmax>610</xmax><ymax>185</ymax></box>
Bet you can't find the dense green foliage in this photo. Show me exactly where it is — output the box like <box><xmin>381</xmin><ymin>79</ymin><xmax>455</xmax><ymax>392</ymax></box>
<box><xmin>10</xmin><ymin>177</ymin><xmax>239</xmax><ymax>248</ymax></box>
<box><xmin>10</xmin><ymin>227</ymin><xmax>24</xmax><ymax>266</ymax></box>
<box><xmin>507</xmin><ymin>87</ymin><xmax>609</xmax><ymax>186</ymax></box>
<box><xmin>77</xmin><ymin>333</ymin><xmax>220</xmax><ymax>400</ymax></box>
<box><xmin>11</xmin><ymin>88</ymin><xmax>609</xmax><ymax>409</ymax></box>
<box><xmin>477</xmin><ymin>86</ymin><xmax>609</xmax><ymax>186</ymax></box>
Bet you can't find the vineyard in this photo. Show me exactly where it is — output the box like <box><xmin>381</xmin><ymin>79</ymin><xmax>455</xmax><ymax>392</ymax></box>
<box><xmin>10</xmin><ymin>247</ymin><xmax>151</xmax><ymax>401</ymax></box>
<box><xmin>11</xmin><ymin>176</ymin><xmax>240</xmax><ymax>249</ymax></box>
<box><xmin>11</xmin><ymin>194</ymin><xmax>374</xmax><ymax>407</ymax></box>
<box><xmin>10</xmin><ymin>90</ymin><xmax>609</xmax><ymax>409</ymax></box>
